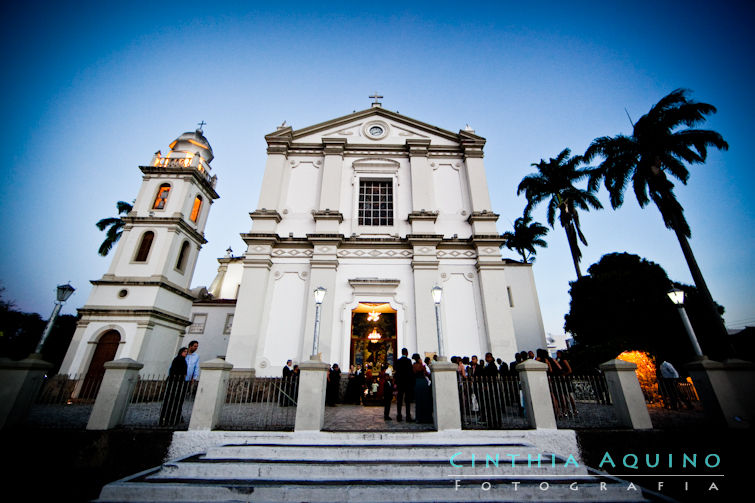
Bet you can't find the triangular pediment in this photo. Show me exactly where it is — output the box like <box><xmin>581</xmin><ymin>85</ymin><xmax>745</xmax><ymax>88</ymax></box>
<box><xmin>266</xmin><ymin>107</ymin><xmax>485</xmax><ymax>148</ymax></box>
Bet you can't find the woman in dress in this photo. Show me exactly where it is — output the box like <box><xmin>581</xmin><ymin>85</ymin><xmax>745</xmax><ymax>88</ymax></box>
<box><xmin>412</xmin><ymin>353</ymin><xmax>433</xmax><ymax>424</ymax></box>
<box><xmin>159</xmin><ymin>347</ymin><xmax>188</xmax><ymax>426</ymax></box>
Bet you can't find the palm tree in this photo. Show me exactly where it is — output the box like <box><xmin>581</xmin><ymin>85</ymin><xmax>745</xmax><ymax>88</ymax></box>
<box><xmin>96</xmin><ymin>201</ymin><xmax>133</xmax><ymax>256</ymax></box>
<box><xmin>502</xmin><ymin>214</ymin><xmax>549</xmax><ymax>263</ymax></box>
<box><xmin>517</xmin><ymin>148</ymin><xmax>602</xmax><ymax>278</ymax></box>
<box><xmin>584</xmin><ymin>88</ymin><xmax>729</xmax><ymax>348</ymax></box>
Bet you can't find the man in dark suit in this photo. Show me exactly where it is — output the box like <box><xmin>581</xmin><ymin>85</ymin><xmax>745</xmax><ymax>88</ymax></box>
<box><xmin>394</xmin><ymin>348</ymin><xmax>414</xmax><ymax>421</ymax></box>
<box><xmin>281</xmin><ymin>359</ymin><xmax>294</xmax><ymax>405</ymax></box>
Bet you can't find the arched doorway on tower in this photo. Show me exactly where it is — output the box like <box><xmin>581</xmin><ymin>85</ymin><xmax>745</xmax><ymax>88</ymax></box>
<box><xmin>80</xmin><ymin>330</ymin><xmax>120</xmax><ymax>399</ymax></box>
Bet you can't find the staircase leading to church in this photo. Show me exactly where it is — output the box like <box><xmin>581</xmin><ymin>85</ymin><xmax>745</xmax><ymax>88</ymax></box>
<box><xmin>95</xmin><ymin>431</ymin><xmax>672</xmax><ymax>502</ymax></box>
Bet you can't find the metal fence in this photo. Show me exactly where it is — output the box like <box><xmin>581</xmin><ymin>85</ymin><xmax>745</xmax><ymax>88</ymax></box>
<box><xmin>459</xmin><ymin>376</ymin><xmax>528</xmax><ymax>429</ymax></box>
<box><xmin>217</xmin><ymin>376</ymin><xmax>298</xmax><ymax>430</ymax></box>
<box><xmin>548</xmin><ymin>374</ymin><xmax>621</xmax><ymax>428</ymax></box>
<box><xmin>121</xmin><ymin>375</ymin><xmax>198</xmax><ymax>429</ymax></box>
<box><xmin>26</xmin><ymin>373</ymin><xmax>103</xmax><ymax>428</ymax></box>
<box><xmin>652</xmin><ymin>378</ymin><xmax>699</xmax><ymax>410</ymax></box>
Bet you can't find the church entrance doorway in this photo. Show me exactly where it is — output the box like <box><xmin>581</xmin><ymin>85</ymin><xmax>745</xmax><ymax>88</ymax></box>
<box><xmin>80</xmin><ymin>330</ymin><xmax>120</xmax><ymax>399</ymax></box>
<box><xmin>348</xmin><ymin>303</ymin><xmax>396</xmax><ymax>406</ymax></box>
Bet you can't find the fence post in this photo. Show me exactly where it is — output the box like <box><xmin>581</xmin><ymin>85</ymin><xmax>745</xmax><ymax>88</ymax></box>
<box><xmin>431</xmin><ymin>360</ymin><xmax>461</xmax><ymax>430</ymax></box>
<box><xmin>599</xmin><ymin>359</ymin><xmax>653</xmax><ymax>429</ymax></box>
<box><xmin>516</xmin><ymin>360</ymin><xmax>557</xmax><ymax>429</ymax></box>
<box><xmin>189</xmin><ymin>358</ymin><xmax>233</xmax><ymax>430</ymax></box>
<box><xmin>294</xmin><ymin>359</ymin><xmax>330</xmax><ymax>431</ymax></box>
<box><xmin>87</xmin><ymin>358</ymin><xmax>143</xmax><ymax>430</ymax></box>
<box><xmin>0</xmin><ymin>355</ymin><xmax>54</xmax><ymax>429</ymax></box>
<box><xmin>685</xmin><ymin>358</ymin><xmax>755</xmax><ymax>429</ymax></box>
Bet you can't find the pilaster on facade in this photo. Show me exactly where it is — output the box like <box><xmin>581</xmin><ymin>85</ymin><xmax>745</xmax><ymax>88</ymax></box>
<box><xmin>307</xmin><ymin>234</ymin><xmax>344</xmax><ymax>269</ymax></box>
<box><xmin>467</xmin><ymin>210</ymin><xmax>500</xmax><ymax>235</ymax></box>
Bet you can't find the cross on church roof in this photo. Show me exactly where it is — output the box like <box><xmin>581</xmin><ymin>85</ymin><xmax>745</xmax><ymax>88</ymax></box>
<box><xmin>197</xmin><ymin>120</ymin><xmax>206</xmax><ymax>132</ymax></box>
<box><xmin>369</xmin><ymin>92</ymin><xmax>383</xmax><ymax>107</ymax></box>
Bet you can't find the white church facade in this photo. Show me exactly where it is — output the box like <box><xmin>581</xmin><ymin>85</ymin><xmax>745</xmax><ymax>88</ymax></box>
<box><xmin>61</xmin><ymin>100</ymin><xmax>546</xmax><ymax>378</ymax></box>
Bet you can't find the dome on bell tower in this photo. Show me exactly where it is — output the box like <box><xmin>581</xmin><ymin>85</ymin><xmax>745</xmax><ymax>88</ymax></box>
<box><xmin>168</xmin><ymin>128</ymin><xmax>214</xmax><ymax>163</ymax></box>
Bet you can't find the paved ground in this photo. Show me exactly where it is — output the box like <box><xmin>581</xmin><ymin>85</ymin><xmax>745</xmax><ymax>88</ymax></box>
<box><xmin>323</xmin><ymin>403</ymin><xmax>435</xmax><ymax>431</ymax></box>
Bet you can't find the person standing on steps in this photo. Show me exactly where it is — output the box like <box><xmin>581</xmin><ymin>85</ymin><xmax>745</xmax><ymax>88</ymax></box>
<box><xmin>185</xmin><ymin>340</ymin><xmax>200</xmax><ymax>382</ymax></box>
<box><xmin>394</xmin><ymin>348</ymin><xmax>414</xmax><ymax>421</ymax></box>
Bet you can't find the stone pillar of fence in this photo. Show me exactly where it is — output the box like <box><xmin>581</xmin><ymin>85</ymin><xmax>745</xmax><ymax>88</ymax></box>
<box><xmin>516</xmin><ymin>359</ymin><xmax>557</xmax><ymax>429</ymax></box>
<box><xmin>599</xmin><ymin>359</ymin><xmax>653</xmax><ymax>429</ymax></box>
<box><xmin>686</xmin><ymin>358</ymin><xmax>755</xmax><ymax>429</ymax></box>
<box><xmin>0</xmin><ymin>355</ymin><xmax>54</xmax><ymax>429</ymax></box>
<box><xmin>294</xmin><ymin>359</ymin><xmax>330</xmax><ymax>431</ymax></box>
<box><xmin>189</xmin><ymin>358</ymin><xmax>233</xmax><ymax>430</ymax></box>
<box><xmin>87</xmin><ymin>358</ymin><xmax>143</xmax><ymax>430</ymax></box>
<box><xmin>431</xmin><ymin>360</ymin><xmax>461</xmax><ymax>430</ymax></box>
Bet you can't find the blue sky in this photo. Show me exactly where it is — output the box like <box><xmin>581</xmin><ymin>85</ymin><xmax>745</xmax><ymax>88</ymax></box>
<box><xmin>1</xmin><ymin>1</ymin><xmax>753</xmax><ymax>343</ymax></box>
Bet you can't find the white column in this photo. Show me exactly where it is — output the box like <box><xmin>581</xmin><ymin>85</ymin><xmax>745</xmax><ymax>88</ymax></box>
<box><xmin>225</xmin><ymin>237</ymin><xmax>275</xmax><ymax>373</ymax></box>
<box><xmin>431</xmin><ymin>361</ymin><xmax>461</xmax><ymax>430</ymax></box>
<box><xmin>517</xmin><ymin>359</ymin><xmax>557</xmax><ymax>429</ymax></box>
<box><xmin>599</xmin><ymin>359</ymin><xmax>653</xmax><ymax>429</ymax></box>
<box><xmin>301</xmin><ymin>238</ymin><xmax>339</xmax><ymax>362</ymax></box>
<box><xmin>686</xmin><ymin>358</ymin><xmax>755</xmax><ymax>429</ymax></box>
<box><xmin>476</xmin><ymin>248</ymin><xmax>518</xmax><ymax>360</ymax></box>
<box><xmin>314</xmin><ymin>138</ymin><xmax>346</xmax><ymax>233</ymax></box>
<box><xmin>256</xmin><ymin>138</ymin><xmax>290</xmax><ymax>212</ymax></box>
<box><xmin>0</xmin><ymin>355</ymin><xmax>53</xmax><ymax>429</ymax></box>
<box><xmin>462</xmin><ymin>145</ymin><xmax>492</xmax><ymax>213</ymax></box>
<box><xmin>189</xmin><ymin>358</ymin><xmax>233</xmax><ymax>430</ymax></box>
<box><xmin>87</xmin><ymin>358</ymin><xmax>143</xmax><ymax>430</ymax></box>
<box><xmin>407</xmin><ymin>139</ymin><xmax>437</xmax><ymax>234</ymax></box>
<box><xmin>294</xmin><ymin>359</ymin><xmax>330</xmax><ymax>431</ymax></box>
<box><xmin>410</xmin><ymin>238</ymin><xmax>440</xmax><ymax>354</ymax></box>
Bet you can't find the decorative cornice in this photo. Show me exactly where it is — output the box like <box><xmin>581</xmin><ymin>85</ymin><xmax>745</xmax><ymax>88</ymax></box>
<box><xmin>311</xmin><ymin>210</ymin><xmax>344</xmax><ymax>223</ymax></box>
<box><xmin>407</xmin><ymin>210</ymin><xmax>439</xmax><ymax>223</ymax></box>
<box><xmin>91</xmin><ymin>278</ymin><xmax>196</xmax><ymax>301</ymax></box>
<box><xmin>348</xmin><ymin>278</ymin><xmax>401</xmax><ymax>288</ymax></box>
<box><xmin>139</xmin><ymin>166</ymin><xmax>220</xmax><ymax>199</ymax></box>
<box><xmin>249</xmin><ymin>209</ymin><xmax>283</xmax><ymax>223</ymax></box>
<box><xmin>467</xmin><ymin>211</ymin><xmax>500</xmax><ymax>224</ymax></box>
<box><xmin>122</xmin><ymin>216</ymin><xmax>207</xmax><ymax>244</ymax></box>
<box><xmin>322</xmin><ymin>137</ymin><xmax>347</xmax><ymax>155</ymax></box>
<box><xmin>77</xmin><ymin>307</ymin><xmax>192</xmax><ymax>327</ymax></box>
<box><xmin>406</xmin><ymin>138</ymin><xmax>431</xmax><ymax>157</ymax></box>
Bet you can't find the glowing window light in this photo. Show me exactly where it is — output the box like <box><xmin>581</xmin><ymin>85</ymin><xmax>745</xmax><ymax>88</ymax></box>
<box><xmin>190</xmin><ymin>195</ymin><xmax>202</xmax><ymax>222</ymax></box>
<box><xmin>367</xmin><ymin>310</ymin><xmax>380</xmax><ymax>322</ymax></box>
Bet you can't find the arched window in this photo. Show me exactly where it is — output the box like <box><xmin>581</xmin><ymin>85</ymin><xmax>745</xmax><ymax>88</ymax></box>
<box><xmin>134</xmin><ymin>231</ymin><xmax>154</xmax><ymax>262</ymax></box>
<box><xmin>152</xmin><ymin>183</ymin><xmax>171</xmax><ymax>210</ymax></box>
<box><xmin>176</xmin><ymin>240</ymin><xmax>191</xmax><ymax>272</ymax></box>
<box><xmin>190</xmin><ymin>195</ymin><xmax>203</xmax><ymax>222</ymax></box>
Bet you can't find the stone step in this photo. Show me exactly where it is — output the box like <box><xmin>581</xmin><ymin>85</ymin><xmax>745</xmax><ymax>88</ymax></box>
<box><xmin>202</xmin><ymin>442</ymin><xmax>547</xmax><ymax>462</ymax></box>
<box><xmin>97</xmin><ymin>479</ymin><xmax>653</xmax><ymax>502</ymax></box>
<box><xmin>146</xmin><ymin>457</ymin><xmax>592</xmax><ymax>481</ymax></box>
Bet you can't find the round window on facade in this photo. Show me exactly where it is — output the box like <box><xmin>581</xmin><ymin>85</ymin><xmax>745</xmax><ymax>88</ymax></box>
<box><xmin>364</xmin><ymin>121</ymin><xmax>389</xmax><ymax>140</ymax></box>
<box><xmin>118</xmin><ymin>289</ymin><xmax>128</xmax><ymax>298</ymax></box>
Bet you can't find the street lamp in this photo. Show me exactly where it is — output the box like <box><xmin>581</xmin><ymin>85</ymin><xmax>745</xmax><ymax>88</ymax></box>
<box><xmin>311</xmin><ymin>286</ymin><xmax>326</xmax><ymax>358</ymax></box>
<box><xmin>431</xmin><ymin>285</ymin><xmax>445</xmax><ymax>359</ymax></box>
<box><xmin>667</xmin><ymin>287</ymin><xmax>704</xmax><ymax>358</ymax></box>
<box><xmin>35</xmin><ymin>283</ymin><xmax>76</xmax><ymax>355</ymax></box>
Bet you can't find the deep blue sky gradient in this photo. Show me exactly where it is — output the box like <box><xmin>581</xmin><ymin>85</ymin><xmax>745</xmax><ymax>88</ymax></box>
<box><xmin>1</xmin><ymin>1</ymin><xmax>753</xmax><ymax>344</ymax></box>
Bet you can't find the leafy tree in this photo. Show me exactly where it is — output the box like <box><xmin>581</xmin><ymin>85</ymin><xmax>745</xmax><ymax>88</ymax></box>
<box><xmin>96</xmin><ymin>201</ymin><xmax>133</xmax><ymax>256</ymax></box>
<box><xmin>584</xmin><ymin>89</ymin><xmax>729</xmax><ymax>347</ymax></box>
<box><xmin>517</xmin><ymin>148</ymin><xmax>602</xmax><ymax>278</ymax></box>
<box><xmin>564</xmin><ymin>253</ymin><xmax>726</xmax><ymax>372</ymax></box>
<box><xmin>502</xmin><ymin>214</ymin><xmax>549</xmax><ymax>263</ymax></box>
<box><xmin>0</xmin><ymin>286</ymin><xmax>78</xmax><ymax>371</ymax></box>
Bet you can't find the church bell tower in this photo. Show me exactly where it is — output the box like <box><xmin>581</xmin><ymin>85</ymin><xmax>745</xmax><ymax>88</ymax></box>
<box><xmin>60</xmin><ymin>128</ymin><xmax>219</xmax><ymax>376</ymax></box>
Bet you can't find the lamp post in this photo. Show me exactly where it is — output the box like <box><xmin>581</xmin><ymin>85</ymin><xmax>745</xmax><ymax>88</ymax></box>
<box><xmin>431</xmin><ymin>285</ymin><xmax>445</xmax><ymax>360</ymax></box>
<box><xmin>35</xmin><ymin>283</ymin><xmax>76</xmax><ymax>355</ymax></box>
<box><xmin>311</xmin><ymin>286</ymin><xmax>326</xmax><ymax>359</ymax></box>
<box><xmin>667</xmin><ymin>287</ymin><xmax>704</xmax><ymax>358</ymax></box>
